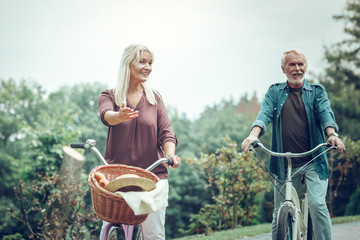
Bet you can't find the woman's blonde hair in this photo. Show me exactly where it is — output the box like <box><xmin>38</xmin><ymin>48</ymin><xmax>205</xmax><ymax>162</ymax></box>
<box><xmin>114</xmin><ymin>44</ymin><xmax>157</xmax><ymax>107</ymax></box>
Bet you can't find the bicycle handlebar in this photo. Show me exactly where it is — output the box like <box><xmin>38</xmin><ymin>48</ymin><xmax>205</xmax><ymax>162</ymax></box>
<box><xmin>249</xmin><ymin>140</ymin><xmax>336</xmax><ymax>158</ymax></box>
<box><xmin>70</xmin><ymin>139</ymin><xmax>174</xmax><ymax>170</ymax></box>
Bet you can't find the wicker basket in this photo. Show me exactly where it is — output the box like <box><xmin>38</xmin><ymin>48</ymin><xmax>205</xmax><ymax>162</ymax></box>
<box><xmin>88</xmin><ymin>164</ymin><xmax>160</xmax><ymax>225</ymax></box>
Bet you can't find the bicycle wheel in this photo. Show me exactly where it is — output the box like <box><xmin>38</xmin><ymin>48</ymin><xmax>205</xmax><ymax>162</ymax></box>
<box><xmin>106</xmin><ymin>225</ymin><xmax>143</xmax><ymax>240</ymax></box>
<box><xmin>107</xmin><ymin>226</ymin><xmax>125</xmax><ymax>240</ymax></box>
<box><xmin>307</xmin><ymin>212</ymin><xmax>314</xmax><ymax>240</ymax></box>
<box><xmin>132</xmin><ymin>225</ymin><xmax>143</xmax><ymax>240</ymax></box>
<box><xmin>277</xmin><ymin>204</ymin><xmax>293</xmax><ymax>240</ymax></box>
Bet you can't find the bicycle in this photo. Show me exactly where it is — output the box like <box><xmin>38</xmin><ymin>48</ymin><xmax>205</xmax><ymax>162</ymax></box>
<box><xmin>249</xmin><ymin>140</ymin><xmax>336</xmax><ymax>240</ymax></box>
<box><xmin>70</xmin><ymin>139</ymin><xmax>173</xmax><ymax>240</ymax></box>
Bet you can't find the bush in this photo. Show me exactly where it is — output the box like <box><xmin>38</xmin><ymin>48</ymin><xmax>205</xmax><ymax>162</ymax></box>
<box><xmin>184</xmin><ymin>137</ymin><xmax>268</xmax><ymax>235</ymax></box>
<box><xmin>345</xmin><ymin>185</ymin><xmax>360</xmax><ymax>215</ymax></box>
<box><xmin>9</xmin><ymin>172</ymin><xmax>101</xmax><ymax>239</ymax></box>
<box><xmin>2</xmin><ymin>233</ymin><xmax>25</xmax><ymax>240</ymax></box>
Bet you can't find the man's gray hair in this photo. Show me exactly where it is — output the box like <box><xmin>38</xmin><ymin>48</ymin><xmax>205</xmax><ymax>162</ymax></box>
<box><xmin>281</xmin><ymin>48</ymin><xmax>307</xmax><ymax>67</ymax></box>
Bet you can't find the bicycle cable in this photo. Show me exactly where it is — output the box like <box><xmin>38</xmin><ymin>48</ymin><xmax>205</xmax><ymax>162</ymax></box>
<box><xmin>249</xmin><ymin>147</ymin><xmax>286</xmax><ymax>199</ymax></box>
<box><xmin>249</xmin><ymin>145</ymin><xmax>334</xmax><ymax>199</ymax></box>
<box><xmin>290</xmin><ymin>147</ymin><xmax>334</xmax><ymax>180</ymax></box>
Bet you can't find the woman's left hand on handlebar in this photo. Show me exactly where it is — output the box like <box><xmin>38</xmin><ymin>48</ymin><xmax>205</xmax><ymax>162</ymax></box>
<box><xmin>327</xmin><ymin>135</ymin><xmax>346</xmax><ymax>153</ymax></box>
<box><xmin>167</xmin><ymin>155</ymin><xmax>181</xmax><ymax>169</ymax></box>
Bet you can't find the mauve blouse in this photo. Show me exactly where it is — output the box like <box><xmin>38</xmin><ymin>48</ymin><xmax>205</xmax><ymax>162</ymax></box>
<box><xmin>98</xmin><ymin>89</ymin><xmax>178</xmax><ymax>179</ymax></box>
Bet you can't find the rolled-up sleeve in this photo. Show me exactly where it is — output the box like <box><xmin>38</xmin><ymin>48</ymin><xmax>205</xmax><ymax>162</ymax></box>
<box><xmin>98</xmin><ymin>90</ymin><xmax>116</xmax><ymax>127</ymax></box>
<box><xmin>156</xmin><ymin>95</ymin><xmax>178</xmax><ymax>148</ymax></box>
<box><xmin>314</xmin><ymin>84</ymin><xmax>339</xmax><ymax>132</ymax></box>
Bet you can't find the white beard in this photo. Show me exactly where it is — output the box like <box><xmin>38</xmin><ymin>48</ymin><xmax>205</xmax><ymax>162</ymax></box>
<box><xmin>288</xmin><ymin>76</ymin><xmax>304</xmax><ymax>87</ymax></box>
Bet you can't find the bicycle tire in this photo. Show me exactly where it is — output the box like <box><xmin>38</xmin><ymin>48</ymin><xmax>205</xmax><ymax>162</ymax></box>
<box><xmin>132</xmin><ymin>225</ymin><xmax>143</xmax><ymax>240</ymax></box>
<box><xmin>277</xmin><ymin>204</ymin><xmax>293</xmax><ymax>240</ymax></box>
<box><xmin>106</xmin><ymin>225</ymin><xmax>143</xmax><ymax>240</ymax></box>
<box><xmin>107</xmin><ymin>226</ymin><xmax>125</xmax><ymax>240</ymax></box>
<box><xmin>307</xmin><ymin>212</ymin><xmax>314</xmax><ymax>240</ymax></box>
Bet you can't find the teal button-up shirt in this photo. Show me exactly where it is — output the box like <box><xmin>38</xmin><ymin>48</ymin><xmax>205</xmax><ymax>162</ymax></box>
<box><xmin>251</xmin><ymin>80</ymin><xmax>338</xmax><ymax>180</ymax></box>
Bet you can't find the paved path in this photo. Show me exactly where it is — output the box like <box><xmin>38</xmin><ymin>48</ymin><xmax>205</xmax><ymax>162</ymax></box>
<box><xmin>238</xmin><ymin>221</ymin><xmax>360</xmax><ymax>240</ymax></box>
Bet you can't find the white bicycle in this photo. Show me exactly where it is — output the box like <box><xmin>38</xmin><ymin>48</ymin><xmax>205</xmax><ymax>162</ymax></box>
<box><xmin>249</xmin><ymin>140</ymin><xmax>336</xmax><ymax>240</ymax></box>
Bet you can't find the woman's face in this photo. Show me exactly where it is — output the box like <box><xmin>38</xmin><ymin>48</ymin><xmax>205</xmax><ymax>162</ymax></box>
<box><xmin>130</xmin><ymin>50</ymin><xmax>152</xmax><ymax>84</ymax></box>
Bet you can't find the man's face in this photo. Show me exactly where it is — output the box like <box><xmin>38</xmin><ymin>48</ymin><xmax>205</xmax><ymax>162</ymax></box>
<box><xmin>281</xmin><ymin>52</ymin><xmax>307</xmax><ymax>87</ymax></box>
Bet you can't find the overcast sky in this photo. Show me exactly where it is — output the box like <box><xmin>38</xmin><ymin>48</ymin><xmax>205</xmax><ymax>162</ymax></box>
<box><xmin>0</xmin><ymin>0</ymin><xmax>348</xmax><ymax>119</ymax></box>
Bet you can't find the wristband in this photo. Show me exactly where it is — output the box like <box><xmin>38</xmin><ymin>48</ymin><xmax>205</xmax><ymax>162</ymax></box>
<box><xmin>327</xmin><ymin>132</ymin><xmax>339</xmax><ymax>138</ymax></box>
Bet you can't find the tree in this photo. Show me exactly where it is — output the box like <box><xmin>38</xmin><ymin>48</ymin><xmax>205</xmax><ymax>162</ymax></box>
<box><xmin>192</xmin><ymin>98</ymin><xmax>257</xmax><ymax>154</ymax></box>
<box><xmin>0</xmin><ymin>79</ymin><xmax>47</xmax><ymax>236</ymax></box>
<box><xmin>0</xmin><ymin>79</ymin><xmax>104</xmax><ymax>238</ymax></box>
<box><xmin>318</xmin><ymin>0</ymin><xmax>360</xmax><ymax>217</ymax></box>
<box><xmin>47</xmin><ymin>82</ymin><xmax>109</xmax><ymax>174</ymax></box>
<box><xmin>320</xmin><ymin>0</ymin><xmax>360</xmax><ymax>140</ymax></box>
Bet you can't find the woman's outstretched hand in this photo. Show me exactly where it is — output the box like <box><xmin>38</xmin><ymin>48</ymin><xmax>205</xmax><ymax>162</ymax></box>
<box><xmin>117</xmin><ymin>103</ymin><xmax>139</xmax><ymax>122</ymax></box>
<box><xmin>104</xmin><ymin>103</ymin><xmax>138</xmax><ymax>125</ymax></box>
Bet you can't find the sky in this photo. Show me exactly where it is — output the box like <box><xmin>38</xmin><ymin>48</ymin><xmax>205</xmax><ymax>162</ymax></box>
<box><xmin>0</xmin><ymin>0</ymin><xmax>349</xmax><ymax>119</ymax></box>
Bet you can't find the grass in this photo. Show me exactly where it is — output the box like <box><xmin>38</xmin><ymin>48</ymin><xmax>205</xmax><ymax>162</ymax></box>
<box><xmin>173</xmin><ymin>215</ymin><xmax>360</xmax><ymax>240</ymax></box>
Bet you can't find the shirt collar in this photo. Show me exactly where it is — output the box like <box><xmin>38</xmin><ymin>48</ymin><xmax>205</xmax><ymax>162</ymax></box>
<box><xmin>282</xmin><ymin>79</ymin><xmax>312</xmax><ymax>91</ymax></box>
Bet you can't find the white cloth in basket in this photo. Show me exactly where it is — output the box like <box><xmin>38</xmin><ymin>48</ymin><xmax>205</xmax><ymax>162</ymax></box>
<box><xmin>115</xmin><ymin>179</ymin><xmax>168</xmax><ymax>215</ymax></box>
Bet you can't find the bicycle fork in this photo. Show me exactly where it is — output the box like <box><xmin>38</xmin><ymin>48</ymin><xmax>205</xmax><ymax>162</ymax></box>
<box><xmin>284</xmin><ymin>155</ymin><xmax>300</xmax><ymax>240</ymax></box>
<box><xmin>284</xmin><ymin>155</ymin><xmax>309</xmax><ymax>240</ymax></box>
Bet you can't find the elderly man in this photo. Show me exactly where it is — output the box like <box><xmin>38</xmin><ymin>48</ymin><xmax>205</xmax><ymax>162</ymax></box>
<box><xmin>241</xmin><ymin>48</ymin><xmax>345</xmax><ymax>240</ymax></box>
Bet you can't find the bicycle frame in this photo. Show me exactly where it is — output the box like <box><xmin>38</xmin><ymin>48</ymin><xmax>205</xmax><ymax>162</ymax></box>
<box><xmin>249</xmin><ymin>141</ymin><xmax>334</xmax><ymax>240</ymax></box>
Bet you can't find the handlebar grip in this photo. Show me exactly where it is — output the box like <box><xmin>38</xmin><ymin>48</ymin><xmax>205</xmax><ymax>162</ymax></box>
<box><xmin>167</xmin><ymin>158</ymin><xmax>174</xmax><ymax>166</ymax></box>
<box><xmin>326</xmin><ymin>142</ymin><xmax>338</xmax><ymax>149</ymax></box>
<box><xmin>250</xmin><ymin>140</ymin><xmax>260</xmax><ymax>148</ymax></box>
<box><xmin>70</xmin><ymin>143</ymin><xmax>86</xmax><ymax>149</ymax></box>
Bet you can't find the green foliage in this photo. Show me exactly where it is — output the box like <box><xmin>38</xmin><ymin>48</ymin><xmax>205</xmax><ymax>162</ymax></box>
<box><xmin>0</xmin><ymin>79</ymin><xmax>49</xmax><ymax>237</ymax></box>
<box><xmin>0</xmin><ymin>79</ymin><xmax>46</xmax><ymax>148</ymax></box>
<box><xmin>316</xmin><ymin>0</ymin><xmax>360</xmax><ymax>218</ymax></box>
<box><xmin>256</xmin><ymin>185</ymin><xmax>274</xmax><ymax>223</ymax></box>
<box><xmin>0</xmin><ymin>196</ymin><xmax>20</xmax><ymax>236</ymax></box>
<box><xmin>0</xmin><ymin>79</ymin><xmax>106</xmax><ymax>237</ymax></box>
<box><xmin>327</xmin><ymin>137</ymin><xmax>360</xmax><ymax>216</ymax></box>
<box><xmin>345</xmin><ymin>185</ymin><xmax>360</xmax><ymax>215</ymax></box>
<box><xmin>166</xmin><ymin>161</ymin><xmax>211</xmax><ymax>238</ymax></box>
<box><xmin>9</xmin><ymin>172</ymin><xmax>101</xmax><ymax>239</ymax></box>
<box><xmin>46</xmin><ymin>82</ymin><xmax>109</xmax><ymax>173</ymax></box>
<box><xmin>185</xmin><ymin>137</ymin><xmax>268</xmax><ymax>235</ymax></box>
<box><xmin>165</xmin><ymin>98</ymin><xmax>271</xmax><ymax>238</ymax></box>
<box><xmin>1</xmin><ymin>233</ymin><xmax>25</xmax><ymax>240</ymax></box>
<box><xmin>192</xmin><ymin>99</ymin><xmax>256</xmax><ymax>154</ymax></box>
<box><xmin>19</xmin><ymin>108</ymin><xmax>80</xmax><ymax>181</ymax></box>
<box><xmin>320</xmin><ymin>0</ymin><xmax>360</xmax><ymax>140</ymax></box>
<box><xmin>183</xmin><ymin>204</ymin><xmax>221</xmax><ymax>236</ymax></box>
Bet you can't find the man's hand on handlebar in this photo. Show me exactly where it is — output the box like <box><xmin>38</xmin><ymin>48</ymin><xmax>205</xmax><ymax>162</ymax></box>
<box><xmin>241</xmin><ymin>136</ymin><xmax>259</xmax><ymax>153</ymax></box>
<box><xmin>242</xmin><ymin>126</ymin><xmax>262</xmax><ymax>153</ymax></box>
<box><xmin>327</xmin><ymin>135</ymin><xmax>346</xmax><ymax>153</ymax></box>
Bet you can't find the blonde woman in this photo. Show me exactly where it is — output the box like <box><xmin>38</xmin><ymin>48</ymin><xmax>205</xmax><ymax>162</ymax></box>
<box><xmin>98</xmin><ymin>44</ymin><xmax>181</xmax><ymax>239</ymax></box>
